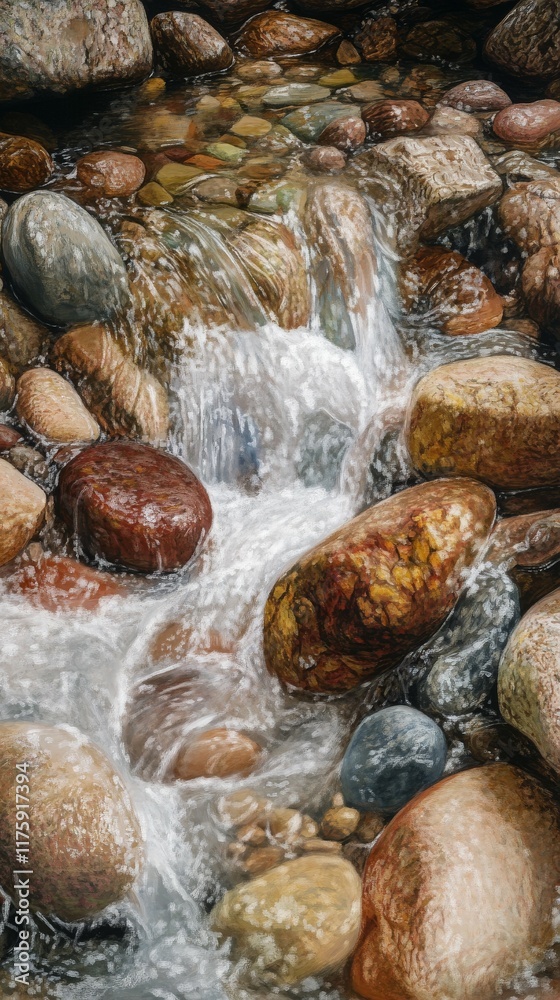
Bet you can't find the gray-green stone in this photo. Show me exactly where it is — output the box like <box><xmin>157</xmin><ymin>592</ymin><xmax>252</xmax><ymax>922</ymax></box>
<box><xmin>281</xmin><ymin>102</ymin><xmax>361</xmax><ymax>142</ymax></box>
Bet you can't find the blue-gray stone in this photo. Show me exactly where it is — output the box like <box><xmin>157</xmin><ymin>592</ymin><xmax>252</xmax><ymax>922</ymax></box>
<box><xmin>341</xmin><ymin>705</ymin><xmax>447</xmax><ymax>814</ymax></box>
<box><xmin>2</xmin><ymin>191</ymin><xmax>129</xmax><ymax>326</ymax></box>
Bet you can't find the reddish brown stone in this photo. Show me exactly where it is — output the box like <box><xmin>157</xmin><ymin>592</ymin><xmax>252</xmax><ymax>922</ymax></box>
<box><xmin>76</xmin><ymin>151</ymin><xmax>145</xmax><ymax>197</ymax></box>
<box><xmin>56</xmin><ymin>441</ymin><xmax>212</xmax><ymax>573</ymax></box>
<box><xmin>318</xmin><ymin>115</ymin><xmax>366</xmax><ymax>151</ymax></box>
<box><xmin>0</xmin><ymin>425</ymin><xmax>22</xmax><ymax>451</ymax></box>
<box><xmin>499</xmin><ymin>178</ymin><xmax>560</xmax><ymax>254</ymax></box>
<box><xmin>151</xmin><ymin>12</ymin><xmax>233</xmax><ymax>75</ymax></box>
<box><xmin>7</xmin><ymin>552</ymin><xmax>127</xmax><ymax>611</ymax></box>
<box><xmin>264</xmin><ymin>478</ymin><xmax>496</xmax><ymax>693</ymax></box>
<box><xmin>401</xmin><ymin>246</ymin><xmax>503</xmax><ymax>335</ymax></box>
<box><xmin>354</xmin><ymin>16</ymin><xmax>398</xmax><ymax>63</ymax></box>
<box><xmin>0</xmin><ymin>133</ymin><xmax>53</xmax><ymax>193</ymax></box>
<box><xmin>235</xmin><ymin>12</ymin><xmax>340</xmax><ymax>58</ymax></box>
<box><xmin>362</xmin><ymin>100</ymin><xmax>429</xmax><ymax>139</ymax></box>
<box><xmin>303</xmin><ymin>146</ymin><xmax>346</xmax><ymax>172</ymax></box>
<box><xmin>439</xmin><ymin>79</ymin><xmax>511</xmax><ymax>113</ymax></box>
<box><xmin>493</xmin><ymin>100</ymin><xmax>560</xmax><ymax>144</ymax></box>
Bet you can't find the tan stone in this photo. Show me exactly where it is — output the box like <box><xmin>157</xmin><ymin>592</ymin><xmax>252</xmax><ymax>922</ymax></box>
<box><xmin>16</xmin><ymin>368</ymin><xmax>100</xmax><ymax>442</ymax></box>
<box><xmin>0</xmin><ymin>458</ymin><xmax>46</xmax><ymax>566</ymax></box>
<box><xmin>321</xmin><ymin>806</ymin><xmax>360</xmax><ymax>840</ymax></box>
<box><xmin>0</xmin><ymin>291</ymin><xmax>45</xmax><ymax>370</ymax></box>
<box><xmin>172</xmin><ymin>728</ymin><xmax>262</xmax><ymax>780</ymax></box>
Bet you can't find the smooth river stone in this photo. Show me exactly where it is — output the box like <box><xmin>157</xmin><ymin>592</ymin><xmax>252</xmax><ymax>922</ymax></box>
<box><xmin>400</xmin><ymin>246</ymin><xmax>503</xmax><ymax>335</ymax></box>
<box><xmin>235</xmin><ymin>11</ymin><xmax>340</xmax><ymax>58</ymax></box>
<box><xmin>263</xmin><ymin>83</ymin><xmax>330</xmax><ymax>107</ymax></box>
<box><xmin>362</xmin><ymin>99</ymin><xmax>429</xmax><ymax>139</ymax></box>
<box><xmin>485</xmin><ymin>0</ymin><xmax>560</xmax><ymax>82</ymax></box>
<box><xmin>407</xmin><ymin>356</ymin><xmax>560</xmax><ymax>490</ymax></box>
<box><xmin>0</xmin><ymin>0</ymin><xmax>153</xmax><ymax>102</ymax></box>
<box><xmin>7</xmin><ymin>551</ymin><xmax>126</xmax><ymax>611</ymax></box>
<box><xmin>351</xmin><ymin>764</ymin><xmax>560</xmax><ymax>1000</ymax></box>
<box><xmin>282</xmin><ymin>101</ymin><xmax>361</xmax><ymax>141</ymax></box>
<box><xmin>439</xmin><ymin>79</ymin><xmax>511</xmax><ymax>113</ymax></box>
<box><xmin>1</xmin><ymin>191</ymin><xmax>129</xmax><ymax>326</ymax></box>
<box><xmin>318</xmin><ymin>115</ymin><xmax>366</xmax><ymax>151</ymax></box>
<box><xmin>151</xmin><ymin>12</ymin><xmax>233</xmax><ymax>76</ymax></box>
<box><xmin>498</xmin><ymin>588</ymin><xmax>560</xmax><ymax>773</ymax></box>
<box><xmin>264</xmin><ymin>478</ymin><xmax>496</xmax><ymax>693</ymax></box>
<box><xmin>211</xmin><ymin>855</ymin><xmax>361</xmax><ymax>985</ymax></box>
<box><xmin>77</xmin><ymin>150</ymin><xmax>146</xmax><ymax>197</ymax></box>
<box><xmin>16</xmin><ymin>367</ymin><xmax>100</xmax><ymax>443</ymax></box>
<box><xmin>0</xmin><ymin>457</ymin><xmax>46</xmax><ymax>566</ymax></box>
<box><xmin>57</xmin><ymin>441</ymin><xmax>212</xmax><ymax>573</ymax></box>
<box><xmin>0</xmin><ymin>133</ymin><xmax>53</xmax><ymax>193</ymax></box>
<box><xmin>493</xmin><ymin>100</ymin><xmax>560</xmax><ymax>144</ymax></box>
<box><xmin>499</xmin><ymin>177</ymin><xmax>560</xmax><ymax>254</ymax></box>
<box><xmin>0</xmin><ymin>721</ymin><xmax>142</xmax><ymax>921</ymax></box>
<box><xmin>341</xmin><ymin>706</ymin><xmax>447</xmax><ymax>814</ymax></box>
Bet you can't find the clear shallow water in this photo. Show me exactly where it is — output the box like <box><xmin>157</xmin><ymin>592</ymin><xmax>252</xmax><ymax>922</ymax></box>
<box><xmin>1</xmin><ymin>61</ymin><xmax>559</xmax><ymax>1000</ymax></box>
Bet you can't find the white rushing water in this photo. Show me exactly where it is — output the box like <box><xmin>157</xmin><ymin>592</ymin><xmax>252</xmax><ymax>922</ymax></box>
<box><xmin>0</xmin><ymin>179</ymin><xmax>551</xmax><ymax>1000</ymax></box>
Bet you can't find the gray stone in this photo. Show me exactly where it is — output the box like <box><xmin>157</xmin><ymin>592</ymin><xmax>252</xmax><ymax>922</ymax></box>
<box><xmin>282</xmin><ymin>102</ymin><xmax>361</xmax><ymax>142</ymax></box>
<box><xmin>263</xmin><ymin>83</ymin><xmax>330</xmax><ymax>107</ymax></box>
<box><xmin>2</xmin><ymin>192</ymin><xmax>129</xmax><ymax>326</ymax></box>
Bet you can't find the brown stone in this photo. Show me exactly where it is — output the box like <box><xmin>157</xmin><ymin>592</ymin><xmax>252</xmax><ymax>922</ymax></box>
<box><xmin>499</xmin><ymin>177</ymin><xmax>560</xmax><ymax>253</ymax></box>
<box><xmin>0</xmin><ymin>425</ymin><xmax>22</xmax><ymax>451</ymax></box>
<box><xmin>56</xmin><ymin>440</ymin><xmax>212</xmax><ymax>573</ymax></box>
<box><xmin>264</xmin><ymin>478</ymin><xmax>495</xmax><ymax>693</ymax></box>
<box><xmin>268</xmin><ymin>807</ymin><xmax>303</xmax><ymax>844</ymax></box>
<box><xmin>0</xmin><ymin>458</ymin><xmax>46</xmax><ymax>566</ymax></box>
<box><xmin>522</xmin><ymin>243</ymin><xmax>560</xmax><ymax>335</ymax></box>
<box><xmin>321</xmin><ymin>806</ymin><xmax>360</xmax><ymax>840</ymax></box>
<box><xmin>407</xmin><ymin>355</ymin><xmax>560</xmax><ymax>490</ymax></box>
<box><xmin>172</xmin><ymin>728</ymin><xmax>262</xmax><ymax>780</ymax></box>
<box><xmin>493</xmin><ymin>100</ymin><xmax>560</xmax><ymax>145</ymax></box>
<box><xmin>351</xmin><ymin>764</ymin><xmax>560</xmax><ymax>1000</ymax></box>
<box><xmin>485</xmin><ymin>0</ymin><xmax>560</xmax><ymax>82</ymax></box>
<box><xmin>362</xmin><ymin>99</ymin><xmax>429</xmax><ymax>139</ymax></box>
<box><xmin>337</xmin><ymin>40</ymin><xmax>361</xmax><ymax>66</ymax></box>
<box><xmin>218</xmin><ymin>789</ymin><xmax>271</xmax><ymax>828</ymax></box>
<box><xmin>235</xmin><ymin>12</ymin><xmax>340</xmax><ymax>58</ymax></box>
<box><xmin>0</xmin><ymin>722</ymin><xmax>142</xmax><ymax>922</ymax></box>
<box><xmin>7</xmin><ymin>551</ymin><xmax>126</xmax><ymax>611</ymax></box>
<box><xmin>16</xmin><ymin>368</ymin><xmax>100</xmax><ymax>443</ymax></box>
<box><xmin>76</xmin><ymin>150</ymin><xmax>145</xmax><ymax>197</ymax></box>
<box><xmin>0</xmin><ymin>291</ymin><xmax>46</xmax><ymax>371</ymax></box>
<box><xmin>354</xmin><ymin>16</ymin><xmax>398</xmax><ymax>63</ymax></box>
<box><xmin>493</xmin><ymin>149</ymin><xmax>559</xmax><ymax>184</ymax></box>
<box><xmin>303</xmin><ymin>146</ymin><xmax>346</xmax><ymax>173</ymax></box>
<box><xmin>53</xmin><ymin>324</ymin><xmax>169</xmax><ymax>445</ymax></box>
<box><xmin>318</xmin><ymin>115</ymin><xmax>366</xmax><ymax>151</ymax></box>
<box><xmin>401</xmin><ymin>246</ymin><xmax>503</xmax><ymax>335</ymax></box>
<box><xmin>228</xmin><ymin>218</ymin><xmax>310</xmax><ymax>328</ymax></box>
<box><xmin>403</xmin><ymin>19</ymin><xmax>476</xmax><ymax>63</ymax></box>
<box><xmin>422</xmin><ymin>105</ymin><xmax>481</xmax><ymax>138</ymax></box>
<box><xmin>0</xmin><ymin>133</ymin><xmax>53</xmax><ymax>193</ymax></box>
<box><xmin>440</xmin><ymin>79</ymin><xmax>511</xmax><ymax>113</ymax></box>
<box><xmin>151</xmin><ymin>12</ymin><xmax>233</xmax><ymax>76</ymax></box>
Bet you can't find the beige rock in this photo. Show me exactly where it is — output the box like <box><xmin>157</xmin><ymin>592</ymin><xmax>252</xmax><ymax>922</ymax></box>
<box><xmin>268</xmin><ymin>807</ymin><xmax>303</xmax><ymax>844</ymax></box>
<box><xmin>321</xmin><ymin>806</ymin><xmax>360</xmax><ymax>840</ymax></box>
<box><xmin>422</xmin><ymin>105</ymin><xmax>481</xmax><ymax>137</ymax></box>
<box><xmin>218</xmin><ymin>789</ymin><xmax>271</xmax><ymax>828</ymax></box>
<box><xmin>301</xmin><ymin>837</ymin><xmax>342</xmax><ymax>854</ymax></box>
<box><xmin>212</xmin><ymin>855</ymin><xmax>362</xmax><ymax>985</ymax></box>
<box><xmin>305</xmin><ymin>181</ymin><xmax>376</xmax><ymax>309</ymax></box>
<box><xmin>0</xmin><ymin>458</ymin><xmax>46</xmax><ymax>566</ymax></box>
<box><xmin>499</xmin><ymin>177</ymin><xmax>560</xmax><ymax>253</ymax></box>
<box><xmin>16</xmin><ymin>368</ymin><xmax>100</xmax><ymax>443</ymax></box>
<box><xmin>242</xmin><ymin>845</ymin><xmax>285</xmax><ymax>875</ymax></box>
<box><xmin>352</xmin><ymin>764</ymin><xmax>560</xmax><ymax>1000</ymax></box>
<box><xmin>52</xmin><ymin>324</ymin><xmax>169</xmax><ymax>445</ymax></box>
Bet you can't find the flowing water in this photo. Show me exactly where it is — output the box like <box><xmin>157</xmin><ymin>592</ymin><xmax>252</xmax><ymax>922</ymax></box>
<box><xmin>0</xmin><ymin>59</ymin><xmax>559</xmax><ymax>1000</ymax></box>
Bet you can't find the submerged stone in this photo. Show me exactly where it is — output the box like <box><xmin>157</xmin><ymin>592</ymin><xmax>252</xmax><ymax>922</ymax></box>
<box><xmin>282</xmin><ymin>101</ymin><xmax>360</xmax><ymax>141</ymax></box>
<box><xmin>235</xmin><ymin>11</ymin><xmax>340</xmax><ymax>58</ymax></box>
<box><xmin>263</xmin><ymin>83</ymin><xmax>330</xmax><ymax>107</ymax></box>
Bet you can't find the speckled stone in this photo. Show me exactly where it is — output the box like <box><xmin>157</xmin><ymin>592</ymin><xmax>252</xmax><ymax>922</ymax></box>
<box><xmin>440</xmin><ymin>79</ymin><xmax>511</xmax><ymax>113</ymax></box>
<box><xmin>493</xmin><ymin>100</ymin><xmax>560</xmax><ymax>144</ymax></box>
<box><xmin>485</xmin><ymin>0</ymin><xmax>560</xmax><ymax>82</ymax></box>
<box><xmin>77</xmin><ymin>150</ymin><xmax>145</xmax><ymax>197</ymax></box>
<box><xmin>16</xmin><ymin>367</ymin><xmax>100</xmax><ymax>443</ymax></box>
<box><xmin>401</xmin><ymin>246</ymin><xmax>503</xmax><ymax>335</ymax></box>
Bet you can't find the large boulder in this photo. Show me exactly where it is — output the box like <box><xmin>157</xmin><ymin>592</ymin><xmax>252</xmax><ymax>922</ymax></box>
<box><xmin>235</xmin><ymin>11</ymin><xmax>340</xmax><ymax>58</ymax></box>
<box><xmin>351</xmin><ymin>764</ymin><xmax>560</xmax><ymax>1000</ymax></box>
<box><xmin>211</xmin><ymin>855</ymin><xmax>361</xmax><ymax>985</ymax></box>
<box><xmin>264</xmin><ymin>478</ymin><xmax>495</xmax><ymax>693</ymax></box>
<box><xmin>57</xmin><ymin>441</ymin><xmax>212</xmax><ymax>573</ymax></box>
<box><xmin>485</xmin><ymin>0</ymin><xmax>560</xmax><ymax>82</ymax></box>
<box><xmin>2</xmin><ymin>192</ymin><xmax>129</xmax><ymax>326</ymax></box>
<box><xmin>0</xmin><ymin>722</ymin><xmax>142</xmax><ymax>921</ymax></box>
<box><xmin>0</xmin><ymin>458</ymin><xmax>46</xmax><ymax>566</ymax></box>
<box><xmin>0</xmin><ymin>0</ymin><xmax>152</xmax><ymax>102</ymax></box>
<box><xmin>406</xmin><ymin>356</ymin><xmax>560</xmax><ymax>490</ymax></box>
<box><xmin>498</xmin><ymin>589</ymin><xmax>560</xmax><ymax>774</ymax></box>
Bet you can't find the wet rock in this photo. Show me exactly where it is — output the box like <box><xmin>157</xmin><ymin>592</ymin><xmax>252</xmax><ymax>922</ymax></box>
<box><xmin>0</xmin><ymin>0</ymin><xmax>152</xmax><ymax>103</ymax></box>
<box><xmin>264</xmin><ymin>478</ymin><xmax>495</xmax><ymax>693</ymax></box>
<box><xmin>76</xmin><ymin>151</ymin><xmax>145</xmax><ymax>197</ymax></box>
<box><xmin>192</xmin><ymin>176</ymin><xmax>238</xmax><ymax>205</ymax></box>
<box><xmin>493</xmin><ymin>100</ymin><xmax>560</xmax><ymax>145</ymax></box>
<box><xmin>498</xmin><ymin>589</ymin><xmax>560</xmax><ymax>773</ymax></box>
<box><xmin>57</xmin><ymin>440</ymin><xmax>212</xmax><ymax>573</ymax></box>
<box><xmin>485</xmin><ymin>0</ymin><xmax>560</xmax><ymax>82</ymax></box>
<box><xmin>336</xmin><ymin>40</ymin><xmax>361</xmax><ymax>66</ymax></box>
<box><xmin>321</xmin><ymin>806</ymin><xmax>360</xmax><ymax>840</ymax></box>
<box><xmin>7</xmin><ymin>550</ymin><xmax>126</xmax><ymax>611</ymax></box>
<box><xmin>0</xmin><ymin>134</ymin><xmax>53</xmax><ymax>193</ymax></box>
<box><xmin>263</xmin><ymin>83</ymin><xmax>329</xmax><ymax>107</ymax></box>
<box><xmin>362</xmin><ymin>135</ymin><xmax>502</xmax><ymax>251</ymax></box>
<box><xmin>0</xmin><ymin>457</ymin><xmax>46</xmax><ymax>565</ymax></box>
<box><xmin>228</xmin><ymin>218</ymin><xmax>310</xmax><ymax>328</ymax></box>
<box><xmin>522</xmin><ymin>243</ymin><xmax>560</xmax><ymax>335</ymax></box>
<box><xmin>16</xmin><ymin>368</ymin><xmax>100</xmax><ymax>443</ymax></box>
<box><xmin>407</xmin><ymin>356</ymin><xmax>560</xmax><ymax>490</ymax></box>
<box><xmin>499</xmin><ymin>177</ymin><xmax>560</xmax><ymax>253</ymax></box>
<box><xmin>303</xmin><ymin>146</ymin><xmax>346</xmax><ymax>172</ymax></box>
<box><xmin>235</xmin><ymin>12</ymin><xmax>340</xmax><ymax>58</ymax></box>
<box><xmin>7</xmin><ymin>443</ymin><xmax>49</xmax><ymax>486</ymax></box>
<box><xmin>401</xmin><ymin>246</ymin><xmax>503</xmax><ymax>335</ymax></box>
<box><xmin>0</xmin><ymin>357</ymin><xmax>14</xmax><ymax>409</ymax></box>
<box><xmin>439</xmin><ymin>79</ymin><xmax>511</xmax><ymax>113</ymax></box>
<box><xmin>422</xmin><ymin>105</ymin><xmax>481</xmax><ymax>137</ymax></box>
<box><xmin>211</xmin><ymin>855</ymin><xmax>361</xmax><ymax>985</ymax></box>
<box><xmin>0</xmin><ymin>425</ymin><xmax>22</xmax><ymax>451</ymax></box>
<box><xmin>354</xmin><ymin>16</ymin><xmax>398</xmax><ymax>63</ymax></box>
<box><xmin>2</xmin><ymin>192</ymin><xmax>129</xmax><ymax>326</ymax></box>
<box><xmin>318</xmin><ymin>115</ymin><xmax>365</xmax><ymax>151</ymax></box>
<box><xmin>341</xmin><ymin>706</ymin><xmax>446</xmax><ymax>814</ymax></box>
<box><xmin>362</xmin><ymin>99</ymin><xmax>429</xmax><ymax>140</ymax></box>
<box><xmin>137</xmin><ymin>181</ymin><xmax>173</xmax><ymax>206</ymax></box>
<box><xmin>173</xmin><ymin>728</ymin><xmax>262</xmax><ymax>781</ymax></box>
<box><xmin>282</xmin><ymin>101</ymin><xmax>361</xmax><ymax>142</ymax></box>
<box><xmin>0</xmin><ymin>291</ymin><xmax>46</xmax><ymax>370</ymax></box>
<box><xmin>493</xmin><ymin>149</ymin><xmax>559</xmax><ymax>184</ymax></box>
<box><xmin>230</xmin><ymin>114</ymin><xmax>271</xmax><ymax>137</ymax></box>
<box><xmin>344</xmin><ymin>80</ymin><xmax>384</xmax><ymax>103</ymax></box>
<box><xmin>52</xmin><ymin>324</ymin><xmax>169</xmax><ymax>445</ymax></box>
<box><xmin>351</xmin><ymin>764</ymin><xmax>560</xmax><ymax>1000</ymax></box>
<box><xmin>151</xmin><ymin>12</ymin><xmax>233</xmax><ymax>76</ymax></box>
<box><xmin>318</xmin><ymin>69</ymin><xmax>356</xmax><ymax>87</ymax></box>
<box><xmin>403</xmin><ymin>19</ymin><xmax>476</xmax><ymax>64</ymax></box>
<box><xmin>235</xmin><ymin>60</ymin><xmax>282</xmax><ymax>81</ymax></box>
<box><xmin>0</xmin><ymin>721</ymin><xmax>142</xmax><ymax>921</ymax></box>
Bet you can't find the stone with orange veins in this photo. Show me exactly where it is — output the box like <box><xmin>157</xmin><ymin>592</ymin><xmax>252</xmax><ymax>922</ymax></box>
<box><xmin>401</xmin><ymin>245</ymin><xmax>503</xmax><ymax>335</ymax></box>
<box><xmin>228</xmin><ymin>217</ymin><xmax>310</xmax><ymax>329</ymax></box>
<box><xmin>407</xmin><ymin>356</ymin><xmax>560</xmax><ymax>490</ymax></box>
<box><xmin>6</xmin><ymin>551</ymin><xmax>126</xmax><ymax>611</ymax></box>
<box><xmin>263</xmin><ymin>478</ymin><xmax>495</xmax><ymax>693</ymax></box>
<box><xmin>351</xmin><ymin>764</ymin><xmax>560</xmax><ymax>1000</ymax></box>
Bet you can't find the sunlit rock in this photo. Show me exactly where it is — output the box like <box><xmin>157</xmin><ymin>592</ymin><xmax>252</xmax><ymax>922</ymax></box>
<box><xmin>211</xmin><ymin>855</ymin><xmax>361</xmax><ymax>985</ymax></box>
<box><xmin>0</xmin><ymin>722</ymin><xmax>142</xmax><ymax>921</ymax></box>
<box><xmin>264</xmin><ymin>478</ymin><xmax>495</xmax><ymax>693</ymax></box>
<box><xmin>400</xmin><ymin>246</ymin><xmax>503</xmax><ymax>335</ymax></box>
<box><xmin>16</xmin><ymin>368</ymin><xmax>100</xmax><ymax>443</ymax></box>
<box><xmin>407</xmin><ymin>356</ymin><xmax>560</xmax><ymax>489</ymax></box>
<box><xmin>0</xmin><ymin>458</ymin><xmax>46</xmax><ymax>566</ymax></box>
<box><xmin>351</xmin><ymin>764</ymin><xmax>560</xmax><ymax>1000</ymax></box>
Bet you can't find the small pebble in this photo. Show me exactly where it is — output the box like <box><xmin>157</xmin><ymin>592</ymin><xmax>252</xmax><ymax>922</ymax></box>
<box><xmin>237</xmin><ymin>823</ymin><xmax>267</xmax><ymax>847</ymax></box>
<box><xmin>137</xmin><ymin>182</ymin><xmax>173</xmax><ymax>206</ymax></box>
<box><xmin>268</xmin><ymin>808</ymin><xmax>303</xmax><ymax>845</ymax></box>
<box><xmin>336</xmin><ymin>41</ymin><xmax>361</xmax><ymax>66</ymax></box>
<box><xmin>301</xmin><ymin>838</ymin><xmax>343</xmax><ymax>854</ymax></box>
<box><xmin>243</xmin><ymin>845</ymin><xmax>285</xmax><ymax>875</ymax></box>
<box><xmin>303</xmin><ymin>146</ymin><xmax>346</xmax><ymax>173</ymax></box>
<box><xmin>321</xmin><ymin>806</ymin><xmax>360</xmax><ymax>841</ymax></box>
